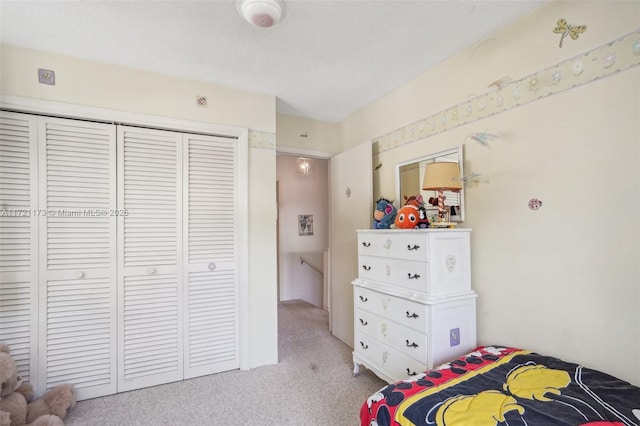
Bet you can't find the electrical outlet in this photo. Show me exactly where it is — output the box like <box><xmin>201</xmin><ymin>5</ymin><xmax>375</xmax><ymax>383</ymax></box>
<box><xmin>38</xmin><ymin>69</ymin><xmax>55</xmax><ymax>85</ymax></box>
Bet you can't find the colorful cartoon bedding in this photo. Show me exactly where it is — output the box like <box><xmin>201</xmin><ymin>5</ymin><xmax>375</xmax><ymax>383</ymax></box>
<box><xmin>361</xmin><ymin>346</ymin><xmax>640</xmax><ymax>426</ymax></box>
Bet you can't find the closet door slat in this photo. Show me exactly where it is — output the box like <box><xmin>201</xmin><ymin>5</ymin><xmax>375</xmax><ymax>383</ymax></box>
<box><xmin>183</xmin><ymin>134</ymin><xmax>239</xmax><ymax>378</ymax></box>
<box><xmin>0</xmin><ymin>111</ymin><xmax>39</xmax><ymax>388</ymax></box>
<box><xmin>38</xmin><ymin>117</ymin><xmax>117</xmax><ymax>400</ymax></box>
<box><xmin>117</xmin><ymin>126</ymin><xmax>183</xmax><ymax>392</ymax></box>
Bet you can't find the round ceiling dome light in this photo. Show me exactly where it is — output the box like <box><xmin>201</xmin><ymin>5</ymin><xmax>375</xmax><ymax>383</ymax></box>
<box><xmin>237</xmin><ymin>0</ymin><xmax>287</xmax><ymax>28</ymax></box>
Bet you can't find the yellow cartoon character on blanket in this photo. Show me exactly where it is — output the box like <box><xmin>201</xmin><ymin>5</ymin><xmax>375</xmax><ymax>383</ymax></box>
<box><xmin>435</xmin><ymin>390</ymin><xmax>524</xmax><ymax>426</ymax></box>
<box><xmin>434</xmin><ymin>364</ymin><xmax>571</xmax><ymax>426</ymax></box>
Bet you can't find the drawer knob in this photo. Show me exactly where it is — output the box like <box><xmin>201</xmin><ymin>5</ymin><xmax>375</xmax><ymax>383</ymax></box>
<box><xmin>75</xmin><ymin>271</ymin><xmax>85</xmax><ymax>279</ymax></box>
<box><xmin>405</xmin><ymin>340</ymin><xmax>419</xmax><ymax>348</ymax></box>
<box><xmin>406</xmin><ymin>311</ymin><xmax>419</xmax><ymax>319</ymax></box>
<box><xmin>362</xmin><ymin>265</ymin><xmax>371</xmax><ymax>271</ymax></box>
<box><xmin>407</xmin><ymin>244</ymin><xmax>420</xmax><ymax>251</ymax></box>
<box><xmin>360</xmin><ymin>341</ymin><xmax>369</xmax><ymax>349</ymax></box>
<box><xmin>359</xmin><ymin>318</ymin><xmax>368</xmax><ymax>326</ymax></box>
<box><xmin>359</xmin><ymin>295</ymin><xmax>368</xmax><ymax>302</ymax></box>
<box><xmin>361</xmin><ymin>242</ymin><xmax>371</xmax><ymax>247</ymax></box>
<box><xmin>407</xmin><ymin>273</ymin><xmax>421</xmax><ymax>279</ymax></box>
<box><xmin>406</xmin><ymin>368</ymin><xmax>418</xmax><ymax>376</ymax></box>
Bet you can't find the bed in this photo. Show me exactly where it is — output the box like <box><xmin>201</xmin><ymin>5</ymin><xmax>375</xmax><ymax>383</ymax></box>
<box><xmin>360</xmin><ymin>346</ymin><xmax>640</xmax><ymax>426</ymax></box>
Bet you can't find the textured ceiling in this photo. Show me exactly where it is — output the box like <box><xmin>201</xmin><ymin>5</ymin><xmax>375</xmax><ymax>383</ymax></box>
<box><xmin>0</xmin><ymin>0</ymin><xmax>545</xmax><ymax>123</ymax></box>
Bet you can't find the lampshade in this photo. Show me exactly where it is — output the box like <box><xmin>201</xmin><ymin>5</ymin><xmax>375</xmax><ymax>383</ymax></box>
<box><xmin>237</xmin><ymin>0</ymin><xmax>287</xmax><ymax>28</ymax></box>
<box><xmin>422</xmin><ymin>162</ymin><xmax>463</xmax><ymax>191</ymax></box>
<box><xmin>296</xmin><ymin>157</ymin><xmax>313</xmax><ymax>175</ymax></box>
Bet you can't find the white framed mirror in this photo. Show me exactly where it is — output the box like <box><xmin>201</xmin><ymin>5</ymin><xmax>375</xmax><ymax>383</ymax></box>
<box><xmin>395</xmin><ymin>145</ymin><xmax>465</xmax><ymax>223</ymax></box>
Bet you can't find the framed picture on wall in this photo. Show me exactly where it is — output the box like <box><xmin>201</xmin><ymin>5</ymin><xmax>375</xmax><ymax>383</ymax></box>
<box><xmin>298</xmin><ymin>214</ymin><xmax>314</xmax><ymax>236</ymax></box>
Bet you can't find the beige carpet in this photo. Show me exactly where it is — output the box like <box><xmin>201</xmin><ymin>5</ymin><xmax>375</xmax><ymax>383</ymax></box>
<box><xmin>65</xmin><ymin>299</ymin><xmax>385</xmax><ymax>425</ymax></box>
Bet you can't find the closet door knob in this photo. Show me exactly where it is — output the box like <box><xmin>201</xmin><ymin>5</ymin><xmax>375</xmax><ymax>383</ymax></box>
<box><xmin>75</xmin><ymin>271</ymin><xmax>85</xmax><ymax>279</ymax></box>
<box><xmin>208</xmin><ymin>262</ymin><xmax>216</xmax><ymax>271</ymax></box>
<box><xmin>147</xmin><ymin>268</ymin><xmax>156</xmax><ymax>275</ymax></box>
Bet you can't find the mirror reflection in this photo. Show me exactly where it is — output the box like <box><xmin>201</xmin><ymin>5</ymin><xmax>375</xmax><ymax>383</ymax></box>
<box><xmin>395</xmin><ymin>146</ymin><xmax>465</xmax><ymax>223</ymax></box>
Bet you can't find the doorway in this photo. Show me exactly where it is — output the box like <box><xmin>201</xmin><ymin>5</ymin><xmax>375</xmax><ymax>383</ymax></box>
<box><xmin>275</xmin><ymin>154</ymin><xmax>329</xmax><ymax>309</ymax></box>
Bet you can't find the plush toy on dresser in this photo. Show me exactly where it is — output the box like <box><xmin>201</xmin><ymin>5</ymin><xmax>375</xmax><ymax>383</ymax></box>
<box><xmin>0</xmin><ymin>343</ymin><xmax>76</xmax><ymax>426</ymax></box>
<box><xmin>394</xmin><ymin>194</ymin><xmax>430</xmax><ymax>229</ymax></box>
<box><xmin>372</xmin><ymin>198</ymin><xmax>397</xmax><ymax>229</ymax></box>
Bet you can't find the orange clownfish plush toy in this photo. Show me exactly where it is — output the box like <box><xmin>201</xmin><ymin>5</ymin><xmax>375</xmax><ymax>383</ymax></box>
<box><xmin>394</xmin><ymin>195</ymin><xmax>430</xmax><ymax>229</ymax></box>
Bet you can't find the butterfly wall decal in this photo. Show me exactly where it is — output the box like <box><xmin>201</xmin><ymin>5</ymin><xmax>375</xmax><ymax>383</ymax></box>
<box><xmin>553</xmin><ymin>18</ymin><xmax>587</xmax><ymax>48</ymax></box>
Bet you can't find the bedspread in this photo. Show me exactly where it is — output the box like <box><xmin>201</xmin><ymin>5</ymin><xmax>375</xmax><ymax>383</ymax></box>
<box><xmin>361</xmin><ymin>346</ymin><xmax>640</xmax><ymax>426</ymax></box>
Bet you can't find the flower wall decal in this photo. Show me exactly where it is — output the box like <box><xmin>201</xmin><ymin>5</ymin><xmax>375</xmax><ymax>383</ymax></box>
<box><xmin>372</xmin><ymin>30</ymin><xmax>640</xmax><ymax>156</ymax></box>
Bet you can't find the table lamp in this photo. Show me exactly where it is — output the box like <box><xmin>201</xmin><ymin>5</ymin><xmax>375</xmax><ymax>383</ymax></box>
<box><xmin>422</xmin><ymin>162</ymin><xmax>463</xmax><ymax>227</ymax></box>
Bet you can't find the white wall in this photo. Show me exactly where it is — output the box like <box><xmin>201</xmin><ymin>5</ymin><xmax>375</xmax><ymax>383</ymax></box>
<box><xmin>0</xmin><ymin>45</ymin><xmax>275</xmax><ymax>132</ymax></box>
<box><xmin>248</xmin><ymin>146</ymin><xmax>278</xmax><ymax>366</ymax></box>
<box><xmin>276</xmin><ymin>113</ymin><xmax>340</xmax><ymax>156</ymax></box>
<box><xmin>338</xmin><ymin>0</ymin><xmax>640</xmax><ymax>385</ymax></box>
<box><xmin>276</xmin><ymin>155</ymin><xmax>329</xmax><ymax>308</ymax></box>
<box><xmin>0</xmin><ymin>44</ymin><xmax>280</xmax><ymax>369</ymax></box>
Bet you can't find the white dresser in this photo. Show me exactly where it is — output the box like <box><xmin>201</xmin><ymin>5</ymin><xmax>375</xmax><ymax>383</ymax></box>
<box><xmin>352</xmin><ymin>229</ymin><xmax>476</xmax><ymax>383</ymax></box>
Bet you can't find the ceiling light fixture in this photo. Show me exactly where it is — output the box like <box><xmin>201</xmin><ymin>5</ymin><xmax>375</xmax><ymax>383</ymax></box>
<box><xmin>237</xmin><ymin>0</ymin><xmax>287</xmax><ymax>28</ymax></box>
<box><xmin>296</xmin><ymin>157</ymin><xmax>313</xmax><ymax>176</ymax></box>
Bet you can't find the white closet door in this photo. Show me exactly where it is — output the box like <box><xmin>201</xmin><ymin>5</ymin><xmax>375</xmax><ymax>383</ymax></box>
<box><xmin>37</xmin><ymin>117</ymin><xmax>117</xmax><ymax>399</ymax></box>
<box><xmin>117</xmin><ymin>126</ymin><xmax>183</xmax><ymax>391</ymax></box>
<box><xmin>0</xmin><ymin>111</ymin><xmax>39</xmax><ymax>388</ymax></box>
<box><xmin>183</xmin><ymin>134</ymin><xmax>239</xmax><ymax>378</ymax></box>
<box><xmin>329</xmin><ymin>141</ymin><xmax>372</xmax><ymax>347</ymax></box>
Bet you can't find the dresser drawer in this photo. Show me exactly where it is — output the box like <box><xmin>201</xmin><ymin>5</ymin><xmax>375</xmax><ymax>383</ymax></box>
<box><xmin>354</xmin><ymin>286</ymin><xmax>427</xmax><ymax>333</ymax></box>
<box><xmin>358</xmin><ymin>231</ymin><xmax>429</xmax><ymax>262</ymax></box>
<box><xmin>355</xmin><ymin>308</ymin><xmax>427</xmax><ymax>364</ymax></box>
<box><xmin>358</xmin><ymin>255</ymin><xmax>428</xmax><ymax>293</ymax></box>
<box><xmin>354</xmin><ymin>330</ymin><xmax>428</xmax><ymax>381</ymax></box>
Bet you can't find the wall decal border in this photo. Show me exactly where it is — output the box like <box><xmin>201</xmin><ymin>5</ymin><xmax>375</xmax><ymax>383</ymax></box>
<box><xmin>373</xmin><ymin>29</ymin><xmax>640</xmax><ymax>155</ymax></box>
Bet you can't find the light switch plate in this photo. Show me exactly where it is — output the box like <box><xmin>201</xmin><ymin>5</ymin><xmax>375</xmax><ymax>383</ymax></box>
<box><xmin>450</xmin><ymin>327</ymin><xmax>460</xmax><ymax>347</ymax></box>
<box><xmin>38</xmin><ymin>69</ymin><xmax>55</xmax><ymax>85</ymax></box>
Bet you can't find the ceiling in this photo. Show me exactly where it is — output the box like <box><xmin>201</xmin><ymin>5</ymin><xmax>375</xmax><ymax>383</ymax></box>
<box><xmin>0</xmin><ymin>0</ymin><xmax>546</xmax><ymax>123</ymax></box>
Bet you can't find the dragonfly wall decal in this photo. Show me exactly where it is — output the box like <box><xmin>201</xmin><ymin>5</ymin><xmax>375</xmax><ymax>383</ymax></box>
<box><xmin>467</xmin><ymin>131</ymin><xmax>500</xmax><ymax>147</ymax></box>
<box><xmin>553</xmin><ymin>18</ymin><xmax>587</xmax><ymax>48</ymax></box>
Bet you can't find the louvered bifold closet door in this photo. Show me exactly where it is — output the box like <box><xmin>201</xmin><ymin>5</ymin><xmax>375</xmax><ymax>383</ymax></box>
<box><xmin>183</xmin><ymin>134</ymin><xmax>239</xmax><ymax>378</ymax></box>
<box><xmin>37</xmin><ymin>117</ymin><xmax>117</xmax><ymax>400</ymax></box>
<box><xmin>117</xmin><ymin>126</ymin><xmax>183</xmax><ymax>392</ymax></box>
<box><xmin>0</xmin><ymin>112</ymin><xmax>39</xmax><ymax>388</ymax></box>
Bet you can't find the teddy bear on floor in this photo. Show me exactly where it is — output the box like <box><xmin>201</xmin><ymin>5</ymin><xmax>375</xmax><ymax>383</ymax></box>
<box><xmin>0</xmin><ymin>343</ymin><xmax>76</xmax><ymax>426</ymax></box>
